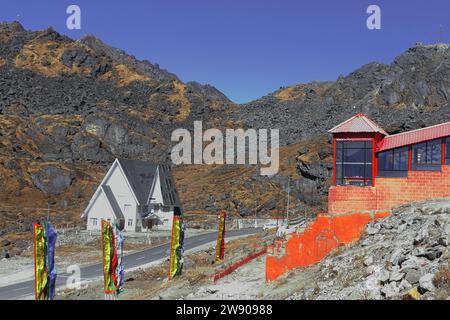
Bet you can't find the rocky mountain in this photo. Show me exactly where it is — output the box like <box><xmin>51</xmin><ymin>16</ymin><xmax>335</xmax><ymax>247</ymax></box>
<box><xmin>0</xmin><ymin>22</ymin><xmax>291</xmax><ymax>243</ymax></box>
<box><xmin>236</xmin><ymin>43</ymin><xmax>450</xmax><ymax>199</ymax></box>
<box><xmin>1</xmin><ymin>21</ymin><xmax>450</xmax><ymax>251</ymax></box>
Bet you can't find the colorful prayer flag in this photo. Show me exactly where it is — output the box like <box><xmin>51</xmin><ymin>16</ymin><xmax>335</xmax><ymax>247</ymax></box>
<box><xmin>114</xmin><ymin>224</ymin><xmax>125</xmax><ymax>293</ymax></box>
<box><xmin>33</xmin><ymin>222</ymin><xmax>57</xmax><ymax>300</ymax></box>
<box><xmin>168</xmin><ymin>215</ymin><xmax>184</xmax><ymax>280</ymax></box>
<box><xmin>102</xmin><ymin>220</ymin><xmax>117</xmax><ymax>295</ymax></box>
<box><xmin>102</xmin><ymin>220</ymin><xmax>124</xmax><ymax>299</ymax></box>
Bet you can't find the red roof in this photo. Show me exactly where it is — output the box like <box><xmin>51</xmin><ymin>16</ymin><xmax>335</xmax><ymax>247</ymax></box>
<box><xmin>328</xmin><ymin>113</ymin><xmax>388</xmax><ymax>135</ymax></box>
<box><xmin>378</xmin><ymin>122</ymin><xmax>450</xmax><ymax>151</ymax></box>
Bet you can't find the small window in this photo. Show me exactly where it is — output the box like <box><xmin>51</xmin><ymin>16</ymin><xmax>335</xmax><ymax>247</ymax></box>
<box><xmin>128</xmin><ymin>219</ymin><xmax>133</xmax><ymax>227</ymax></box>
<box><xmin>412</xmin><ymin>139</ymin><xmax>442</xmax><ymax>171</ymax></box>
<box><xmin>446</xmin><ymin>138</ymin><xmax>450</xmax><ymax>165</ymax></box>
<box><xmin>123</xmin><ymin>204</ymin><xmax>132</xmax><ymax>212</ymax></box>
<box><xmin>91</xmin><ymin>218</ymin><xmax>98</xmax><ymax>226</ymax></box>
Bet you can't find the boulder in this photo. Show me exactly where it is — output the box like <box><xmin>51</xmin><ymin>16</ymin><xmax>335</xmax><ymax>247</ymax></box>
<box><xmin>0</xmin><ymin>250</ymin><xmax>10</xmax><ymax>259</ymax></box>
<box><xmin>378</xmin><ymin>269</ymin><xmax>390</xmax><ymax>283</ymax></box>
<box><xmin>31</xmin><ymin>166</ymin><xmax>73</xmax><ymax>195</ymax></box>
<box><xmin>389</xmin><ymin>268</ymin><xmax>405</xmax><ymax>282</ymax></box>
<box><xmin>405</xmin><ymin>269</ymin><xmax>421</xmax><ymax>285</ymax></box>
<box><xmin>1</xmin><ymin>239</ymin><xmax>11</xmax><ymax>247</ymax></box>
<box><xmin>419</xmin><ymin>273</ymin><xmax>436</xmax><ymax>292</ymax></box>
<box><xmin>363</xmin><ymin>255</ymin><xmax>374</xmax><ymax>266</ymax></box>
<box><xmin>381</xmin><ymin>282</ymin><xmax>399</xmax><ymax>298</ymax></box>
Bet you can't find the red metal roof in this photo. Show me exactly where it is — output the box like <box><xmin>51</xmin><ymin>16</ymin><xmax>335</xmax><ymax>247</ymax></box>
<box><xmin>378</xmin><ymin>122</ymin><xmax>450</xmax><ymax>151</ymax></box>
<box><xmin>328</xmin><ymin>113</ymin><xmax>388</xmax><ymax>135</ymax></box>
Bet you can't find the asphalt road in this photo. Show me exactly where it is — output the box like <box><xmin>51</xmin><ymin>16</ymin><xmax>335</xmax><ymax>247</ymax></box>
<box><xmin>0</xmin><ymin>228</ymin><xmax>262</xmax><ymax>300</ymax></box>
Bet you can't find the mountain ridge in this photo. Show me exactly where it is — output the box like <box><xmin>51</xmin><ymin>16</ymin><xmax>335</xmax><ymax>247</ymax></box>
<box><xmin>1</xmin><ymin>21</ymin><xmax>450</xmax><ymax>257</ymax></box>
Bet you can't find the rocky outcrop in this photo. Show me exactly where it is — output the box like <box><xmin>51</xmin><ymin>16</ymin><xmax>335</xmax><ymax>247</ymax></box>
<box><xmin>30</xmin><ymin>165</ymin><xmax>74</xmax><ymax>195</ymax></box>
<box><xmin>280</xmin><ymin>198</ymin><xmax>450</xmax><ymax>300</ymax></box>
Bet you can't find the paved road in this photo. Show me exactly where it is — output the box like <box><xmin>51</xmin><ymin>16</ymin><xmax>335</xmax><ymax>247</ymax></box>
<box><xmin>0</xmin><ymin>228</ymin><xmax>262</xmax><ymax>300</ymax></box>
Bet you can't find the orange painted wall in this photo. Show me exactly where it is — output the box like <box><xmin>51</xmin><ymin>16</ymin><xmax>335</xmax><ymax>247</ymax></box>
<box><xmin>266</xmin><ymin>211</ymin><xmax>390</xmax><ymax>282</ymax></box>
<box><xmin>328</xmin><ymin>165</ymin><xmax>450</xmax><ymax>214</ymax></box>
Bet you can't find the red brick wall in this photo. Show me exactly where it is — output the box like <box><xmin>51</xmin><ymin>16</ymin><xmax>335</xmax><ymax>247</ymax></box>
<box><xmin>328</xmin><ymin>165</ymin><xmax>450</xmax><ymax>214</ymax></box>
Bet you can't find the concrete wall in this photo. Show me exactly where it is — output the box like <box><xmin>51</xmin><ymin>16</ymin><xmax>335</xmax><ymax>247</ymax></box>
<box><xmin>328</xmin><ymin>165</ymin><xmax>450</xmax><ymax>214</ymax></box>
<box><xmin>266</xmin><ymin>211</ymin><xmax>390</xmax><ymax>282</ymax></box>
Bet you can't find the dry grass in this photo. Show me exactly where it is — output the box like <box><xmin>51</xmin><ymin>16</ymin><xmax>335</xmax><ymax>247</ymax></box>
<box><xmin>15</xmin><ymin>39</ymin><xmax>94</xmax><ymax>77</ymax></box>
<box><xmin>0</xmin><ymin>58</ymin><xmax>5</xmax><ymax>67</ymax></box>
<box><xmin>433</xmin><ymin>265</ymin><xmax>450</xmax><ymax>291</ymax></box>
<box><xmin>169</xmin><ymin>81</ymin><xmax>192</xmax><ymax>122</ymax></box>
<box><xmin>101</xmin><ymin>64</ymin><xmax>150</xmax><ymax>86</ymax></box>
<box><xmin>275</xmin><ymin>83</ymin><xmax>331</xmax><ymax>102</ymax></box>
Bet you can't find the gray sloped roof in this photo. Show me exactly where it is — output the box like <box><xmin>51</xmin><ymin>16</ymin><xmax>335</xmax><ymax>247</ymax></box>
<box><xmin>158</xmin><ymin>164</ymin><xmax>182</xmax><ymax>209</ymax></box>
<box><xmin>102</xmin><ymin>185</ymin><xmax>125</xmax><ymax>220</ymax></box>
<box><xmin>118</xmin><ymin>158</ymin><xmax>158</xmax><ymax>205</ymax></box>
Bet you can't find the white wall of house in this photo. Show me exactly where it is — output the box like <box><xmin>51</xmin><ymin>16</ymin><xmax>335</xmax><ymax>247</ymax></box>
<box><xmin>153</xmin><ymin>206</ymin><xmax>174</xmax><ymax>231</ymax></box>
<box><xmin>84</xmin><ymin>160</ymin><xmax>176</xmax><ymax>232</ymax></box>
<box><xmin>149</xmin><ymin>171</ymin><xmax>174</xmax><ymax>231</ymax></box>
<box><xmin>85</xmin><ymin>191</ymin><xmax>116</xmax><ymax>231</ymax></box>
<box><xmin>104</xmin><ymin>163</ymin><xmax>138</xmax><ymax>232</ymax></box>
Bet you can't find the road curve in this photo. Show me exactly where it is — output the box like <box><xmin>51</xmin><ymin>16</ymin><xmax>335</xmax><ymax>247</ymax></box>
<box><xmin>0</xmin><ymin>228</ymin><xmax>262</xmax><ymax>300</ymax></box>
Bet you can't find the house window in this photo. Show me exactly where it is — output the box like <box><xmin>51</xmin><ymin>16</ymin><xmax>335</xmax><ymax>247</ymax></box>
<box><xmin>446</xmin><ymin>138</ymin><xmax>450</xmax><ymax>165</ymax></box>
<box><xmin>123</xmin><ymin>204</ymin><xmax>132</xmax><ymax>213</ymax></box>
<box><xmin>378</xmin><ymin>147</ymin><xmax>409</xmax><ymax>177</ymax></box>
<box><xmin>412</xmin><ymin>139</ymin><xmax>442</xmax><ymax>171</ymax></box>
<box><xmin>128</xmin><ymin>219</ymin><xmax>133</xmax><ymax>227</ymax></box>
<box><xmin>91</xmin><ymin>218</ymin><xmax>98</xmax><ymax>226</ymax></box>
<box><xmin>335</xmin><ymin>140</ymin><xmax>373</xmax><ymax>186</ymax></box>
<box><xmin>163</xmin><ymin>206</ymin><xmax>171</xmax><ymax>212</ymax></box>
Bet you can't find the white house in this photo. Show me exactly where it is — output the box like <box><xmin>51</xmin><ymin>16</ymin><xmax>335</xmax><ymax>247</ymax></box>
<box><xmin>82</xmin><ymin>158</ymin><xmax>182</xmax><ymax>232</ymax></box>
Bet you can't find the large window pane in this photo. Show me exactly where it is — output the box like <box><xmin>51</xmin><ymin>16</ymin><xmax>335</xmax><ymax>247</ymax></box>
<box><xmin>412</xmin><ymin>139</ymin><xmax>442</xmax><ymax>171</ymax></box>
<box><xmin>414</xmin><ymin>143</ymin><xmax>427</xmax><ymax>164</ymax></box>
<box><xmin>335</xmin><ymin>140</ymin><xmax>372</xmax><ymax>186</ymax></box>
<box><xmin>430</xmin><ymin>140</ymin><xmax>442</xmax><ymax>164</ymax></box>
<box><xmin>378</xmin><ymin>146</ymin><xmax>409</xmax><ymax>177</ymax></box>
<box><xmin>344</xmin><ymin>148</ymin><xmax>365</xmax><ymax>163</ymax></box>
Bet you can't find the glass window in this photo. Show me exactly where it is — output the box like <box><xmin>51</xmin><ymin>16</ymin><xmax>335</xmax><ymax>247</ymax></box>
<box><xmin>335</xmin><ymin>140</ymin><xmax>372</xmax><ymax>186</ymax></box>
<box><xmin>91</xmin><ymin>218</ymin><xmax>98</xmax><ymax>226</ymax></box>
<box><xmin>378</xmin><ymin>147</ymin><xmax>408</xmax><ymax>177</ymax></box>
<box><xmin>446</xmin><ymin>138</ymin><xmax>450</xmax><ymax>165</ymax></box>
<box><xmin>128</xmin><ymin>219</ymin><xmax>133</xmax><ymax>227</ymax></box>
<box><xmin>412</xmin><ymin>139</ymin><xmax>442</xmax><ymax>170</ymax></box>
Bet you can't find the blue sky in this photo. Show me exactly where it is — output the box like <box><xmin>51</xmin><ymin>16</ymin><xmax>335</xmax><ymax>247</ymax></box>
<box><xmin>1</xmin><ymin>0</ymin><xmax>449</xmax><ymax>103</ymax></box>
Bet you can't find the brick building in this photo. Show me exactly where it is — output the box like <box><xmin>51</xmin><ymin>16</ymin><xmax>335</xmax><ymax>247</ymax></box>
<box><xmin>328</xmin><ymin>114</ymin><xmax>450</xmax><ymax>214</ymax></box>
<box><xmin>266</xmin><ymin>114</ymin><xmax>449</xmax><ymax>281</ymax></box>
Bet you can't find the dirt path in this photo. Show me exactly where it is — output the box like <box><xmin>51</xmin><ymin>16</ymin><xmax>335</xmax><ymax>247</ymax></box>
<box><xmin>186</xmin><ymin>257</ymin><xmax>267</xmax><ymax>300</ymax></box>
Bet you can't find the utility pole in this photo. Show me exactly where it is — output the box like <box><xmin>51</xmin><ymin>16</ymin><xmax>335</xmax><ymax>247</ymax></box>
<box><xmin>253</xmin><ymin>183</ymin><xmax>258</xmax><ymax>228</ymax></box>
<box><xmin>286</xmin><ymin>176</ymin><xmax>290</xmax><ymax>226</ymax></box>
<box><xmin>439</xmin><ymin>24</ymin><xmax>444</xmax><ymax>43</ymax></box>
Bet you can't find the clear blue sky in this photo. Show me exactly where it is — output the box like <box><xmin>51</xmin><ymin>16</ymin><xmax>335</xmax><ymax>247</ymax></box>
<box><xmin>1</xmin><ymin>0</ymin><xmax>449</xmax><ymax>103</ymax></box>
